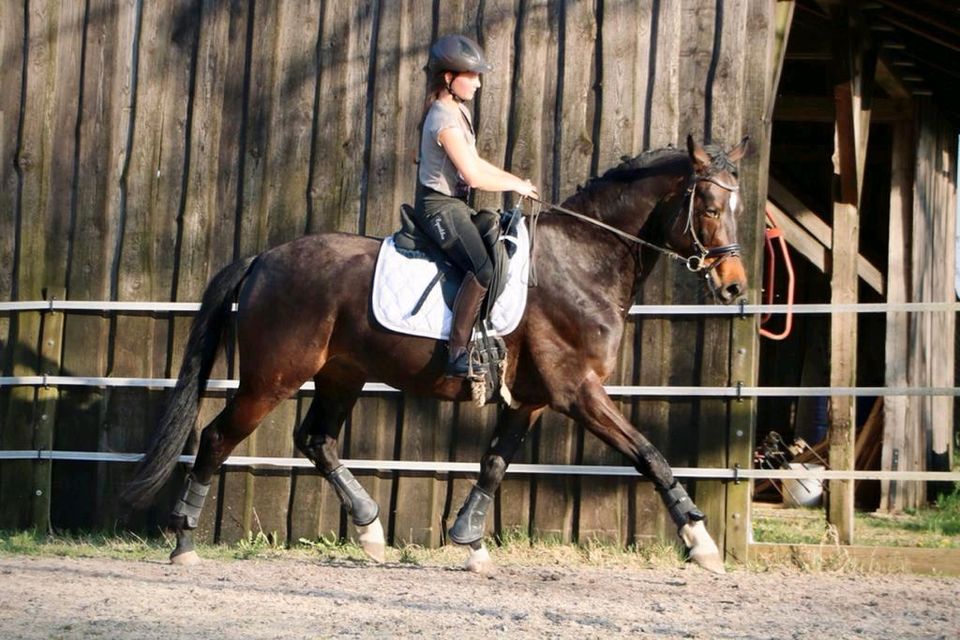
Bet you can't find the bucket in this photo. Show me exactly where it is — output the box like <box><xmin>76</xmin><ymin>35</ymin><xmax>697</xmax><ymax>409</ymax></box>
<box><xmin>782</xmin><ymin>463</ymin><xmax>824</xmax><ymax>508</ymax></box>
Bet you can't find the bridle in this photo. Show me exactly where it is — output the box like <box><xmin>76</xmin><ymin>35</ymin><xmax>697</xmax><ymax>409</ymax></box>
<box><xmin>679</xmin><ymin>173</ymin><xmax>742</xmax><ymax>273</ymax></box>
<box><xmin>530</xmin><ymin>171</ymin><xmax>741</xmax><ymax>275</ymax></box>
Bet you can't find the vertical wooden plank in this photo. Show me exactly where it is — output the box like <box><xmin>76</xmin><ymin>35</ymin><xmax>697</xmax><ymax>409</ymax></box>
<box><xmin>631</xmin><ymin>0</ymin><xmax>682</xmax><ymax>545</ymax></box>
<box><xmin>573</xmin><ymin>0</ymin><xmax>649</xmax><ymax>547</ymax></box>
<box><xmin>725</xmin><ymin>0</ymin><xmax>776</xmax><ymax>564</ymax></box>
<box><xmin>495</xmin><ymin>0</ymin><xmax>561</xmax><ymax>542</ymax></box>
<box><xmin>907</xmin><ymin>100</ymin><xmax>957</xmax><ymax>507</ymax></box>
<box><xmin>346</xmin><ymin>0</ymin><xmax>430</xmax><ymax>547</ymax></box>
<box><xmin>235</xmin><ymin>0</ymin><xmax>323</xmax><ymax>541</ymax></box>
<box><xmin>881</xmin><ymin>118</ymin><xmax>912</xmax><ymax>511</ymax></box>
<box><xmin>700</xmin><ymin>0</ymin><xmax>752</xmax><ymax>558</ymax></box>
<box><xmin>645</xmin><ymin>0</ymin><xmax>681</xmax><ymax>149</ymax></box>
<box><xmin>506</xmin><ymin>0</ymin><xmax>559</xmax><ymax>201</ymax></box>
<box><xmin>471</xmin><ymin>0</ymin><xmax>517</xmax><ymax>212</ymax></box>
<box><xmin>1</xmin><ymin>0</ymin><xmax>82</xmax><ymax>529</ymax></box>
<box><xmin>0</xmin><ymin>0</ymin><xmax>25</xmax><ymax>525</ymax></box>
<box><xmin>0</xmin><ymin>0</ymin><xmax>24</xmax><ymax>388</ymax></box>
<box><xmin>32</xmin><ymin>291</ymin><xmax>65</xmax><ymax>532</ymax></box>
<box><xmin>102</xmin><ymin>0</ymin><xmax>197</xmax><ymax>529</ymax></box>
<box><xmin>55</xmin><ymin>0</ymin><xmax>135</xmax><ymax>532</ymax></box>
<box><xmin>179</xmin><ymin>0</ymin><xmax>251</xmax><ymax>543</ymax></box>
<box><xmin>51</xmin><ymin>2</ymin><xmax>129</xmax><ymax>528</ymax></box>
<box><xmin>364</xmin><ymin>0</ymin><xmax>430</xmax><ymax>237</ymax></box>
<box><xmin>306</xmin><ymin>0</ymin><xmax>375</xmax><ymax>235</ymax></box>
<box><xmin>528</xmin><ymin>0</ymin><xmax>595</xmax><ymax>545</ymax></box>
<box><xmin>926</xmin><ymin>112</ymin><xmax>956</xmax><ymax>483</ymax></box>
<box><xmin>394</xmin><ymin>398</ymin><xmax>453</xmax><ymax>546</ymax></box>
<box><xmin>827</xmin><ymin>14</ymin><xmax>861</xmax><ymax>545</ymax></box>
<box><xmin>676</xmin><ymin>0</ymin><xmax>727</xmax><ymax>545</ymax></box>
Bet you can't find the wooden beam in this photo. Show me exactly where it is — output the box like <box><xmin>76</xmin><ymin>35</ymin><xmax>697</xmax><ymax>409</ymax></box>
<box><xmin>32</xmin><ymin>290</ymin><xmax>65</xmax><ymax>533</ymax></box>
<box><xmin>827</xmin><ymin>7</ymin><xmax>862</xmax><ymax>545</ymax></box>
<box><xmin>773</xmin><ymin>96</ymin><xmax>910</xmax><ymax>123</ymax></box>
<box><xmin>880</xmin><ymin>119</ymin><xmax>912</xmax><ymax>512</ymax></box>
<box><xmin>767</xmin><ymin>179</ymin><xmax>885</xmax><ymax>294</ymax></box>
<box><xmin>875</xmin><ymin>57</ymin><xmax>913</xmax><ymax>99</ymax></box>
<box><xmin>765</xmin><ymin>2</ymin><xmax>795</xmax><ymax>125</ymax></box>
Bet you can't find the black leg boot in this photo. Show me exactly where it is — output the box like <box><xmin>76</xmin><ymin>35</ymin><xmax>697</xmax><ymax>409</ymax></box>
<box><xmin>446</xmin><ymin>272</ymin><xmax>488</xmax><ymax>377</ymax></box>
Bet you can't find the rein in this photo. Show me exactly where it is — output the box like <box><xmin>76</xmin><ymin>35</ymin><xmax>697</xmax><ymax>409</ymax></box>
<box><xmin>529</xmin><ymin>172</ymin><xmax>742</xmax><ymax>274</ymax></box>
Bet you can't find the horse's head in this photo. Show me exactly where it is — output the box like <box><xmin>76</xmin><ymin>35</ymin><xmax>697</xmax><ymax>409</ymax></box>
<box><xmin>665</xmin><ymin>135</ymin><xmax>749</xmax><ymax>304</ymax></box>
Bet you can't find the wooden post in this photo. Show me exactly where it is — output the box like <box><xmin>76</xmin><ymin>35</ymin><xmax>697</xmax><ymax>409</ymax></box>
<box><xmin>724</xmin><ymin>0</ymin><xmax>782</xmax><ymax>564</ymax></box>
<box><xmin>827</xmin><ymin>9</ymin><xmax>869</xmax><ymax>544</ymax></box>
<box><xmin>880</xmin><ymin>118</ymin><xmax>913</xmax><ymax>511</ymax></box>
<box><xmin>32</xmin><ymin>290</ymin><xmax>66</xmax><ymax>533</ymax></box>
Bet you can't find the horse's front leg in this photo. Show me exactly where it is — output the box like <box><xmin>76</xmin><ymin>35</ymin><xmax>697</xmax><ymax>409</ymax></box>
<box><xmin>566</xmin><ymin>372</ymin><xmax>725</xmax><ymax>574</ymax></box>
<box><xmin>450</xmin><ymin>404</ymin><xmax>544</xmax><ymax>573</ymax></box>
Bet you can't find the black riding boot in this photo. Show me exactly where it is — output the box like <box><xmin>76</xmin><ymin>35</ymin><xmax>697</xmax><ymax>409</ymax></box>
<box><xmin>446</xmin><ymin>272</ymin><xmax>488</xmax><ymax>377</ymax></box>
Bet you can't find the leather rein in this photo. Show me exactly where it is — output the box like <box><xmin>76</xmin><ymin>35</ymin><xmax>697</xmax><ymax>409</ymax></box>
<box><xmin>530</xmin><ymin>172</ymin><xmax>741</xmax><ymax>274</ymax></box>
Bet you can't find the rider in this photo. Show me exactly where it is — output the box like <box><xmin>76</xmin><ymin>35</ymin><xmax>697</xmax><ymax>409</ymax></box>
<box><xmin>415</xmin><ymin>34</ymin><xmax>539</xmax><ymax>377</ymax></box>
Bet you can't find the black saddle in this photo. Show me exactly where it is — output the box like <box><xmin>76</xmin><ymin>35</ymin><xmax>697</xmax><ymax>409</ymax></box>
<box><xmin>391</xmin><ymin>204</ymin><xmax>522</xmax><ymax>319</ymax></box>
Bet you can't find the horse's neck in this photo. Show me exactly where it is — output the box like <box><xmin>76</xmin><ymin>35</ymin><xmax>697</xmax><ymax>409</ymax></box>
<box><xmin>534</xmin><ymin>188</ymin><xmax>657</xmax><ymax>313</ymax></box>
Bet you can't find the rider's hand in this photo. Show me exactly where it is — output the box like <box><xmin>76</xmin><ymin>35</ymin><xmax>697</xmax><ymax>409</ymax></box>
<box><xmin>516</xmin><ymin>179</ymin><xmax>539</xmax><ymax>200</ymax></box>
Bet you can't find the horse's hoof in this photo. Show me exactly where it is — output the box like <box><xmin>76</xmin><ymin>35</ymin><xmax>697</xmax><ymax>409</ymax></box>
<box><xmin>357</xmin><ymin>519</ymin><xmax>386</xmax><ymax>563</ymax></box>
<box><xmin>464</xmin><ymin>544</ymin><xmax>495</xmax><ymax>575</ymax></box>
<box><xmin>680</xmin><ymin>521</ymin><xmax>726</xmax><ymax>574</ymax></box>
<box><xmin>170</xmin><ymin>550</ymin><xmax>200</xmax><ymax>566</ymax></box>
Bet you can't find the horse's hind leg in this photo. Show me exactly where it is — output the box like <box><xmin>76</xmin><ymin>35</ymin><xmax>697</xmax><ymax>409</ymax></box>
<box><xmin>450</xmin><ymin>404</ymin><xmax>544</xmax><ymax>573</ymax></box>
<box><xmin>168</xmin><ymin>389</ymin><xmax>287</xmax><ymax>565</ymax></box>
<box><xmin>293</xmin><ymin>374</ymin><xmax>385</xmax><ymax>562</ymax></box>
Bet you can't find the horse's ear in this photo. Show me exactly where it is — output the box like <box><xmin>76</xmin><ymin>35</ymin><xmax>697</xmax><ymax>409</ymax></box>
<box><xmin>726</xmin><ymin>136</ymin><xmax>750</xmax><ymax>163</ymax></box>
<box><xmin>686</xmin><ymin>134</ymin><xmax>711</xmax><ymax>173</ymax></box>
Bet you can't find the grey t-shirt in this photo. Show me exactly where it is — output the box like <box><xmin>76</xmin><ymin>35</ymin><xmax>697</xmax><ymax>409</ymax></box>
<box><xmin>418</xmin><ymin>101</ymin><xmax>476</xmax><ymax>197</ymax></box>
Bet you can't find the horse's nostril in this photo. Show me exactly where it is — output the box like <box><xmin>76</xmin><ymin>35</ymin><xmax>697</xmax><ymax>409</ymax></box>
<box><xmin>725</xmin><ymin>283</ymin><xmax>743</xmax><ymax>299</ymax></box>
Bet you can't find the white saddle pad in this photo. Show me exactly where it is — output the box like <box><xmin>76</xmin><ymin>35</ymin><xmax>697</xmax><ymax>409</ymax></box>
<box><xmin>372</xmin><ymin>219</ymin><xmax>530</xmax><ymax>340</ymax></box>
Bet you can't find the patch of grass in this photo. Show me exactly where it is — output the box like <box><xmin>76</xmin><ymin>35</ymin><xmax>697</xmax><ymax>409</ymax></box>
<box><xmin>0</xmin><ymin>529</ymin><xmax>168</xmax><ymax>560</ymax></box>
<box><xmin>753</xmin><ymin>484</ymin><xmax>960</xmax><ymax>549</ymax></box>
<box><xmin>234</xmin><ymin>531</ymin><xmax>285</xmax><ymax>560</ymax></box>
<box><xmin>296</xmin><ymin>534</ymin><xmax>369</xmax><ymax>563</ymax></box>
<box><xmin>489</xmin><ymin>526</ymin><xmax>685</xmax><ymax>570</ymax></box>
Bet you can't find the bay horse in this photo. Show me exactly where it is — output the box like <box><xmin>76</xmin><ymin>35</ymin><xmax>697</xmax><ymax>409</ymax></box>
<box><xmin>122</xmin><ymin>135</ymin><xmax>749</xmax><ymax>574</ymax></box>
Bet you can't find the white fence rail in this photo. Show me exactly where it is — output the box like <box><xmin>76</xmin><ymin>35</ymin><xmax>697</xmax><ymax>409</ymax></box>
<box><xmin>2</xmin><ymin>299</ymin><xmax>957</xmax><ymax>483</ymax></box>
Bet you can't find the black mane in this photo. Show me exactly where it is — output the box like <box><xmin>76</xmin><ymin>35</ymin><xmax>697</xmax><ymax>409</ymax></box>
<box><xmin>587</xmin><ymin>144</ymin><xmax>739</xmax><ymax>190</ymax></box>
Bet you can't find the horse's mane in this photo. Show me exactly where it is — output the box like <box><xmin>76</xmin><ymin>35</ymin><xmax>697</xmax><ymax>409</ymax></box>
<box><xmin>584</xmin><ymin>144</ymin><xmax>738</xmax><ymax>190</ymax></box>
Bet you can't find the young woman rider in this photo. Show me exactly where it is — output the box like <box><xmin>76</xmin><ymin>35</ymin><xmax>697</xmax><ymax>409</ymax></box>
<box><xmin>414</xmin><ymin>34</ymin><xmax>539</xmax><ymax>377</ymax></box>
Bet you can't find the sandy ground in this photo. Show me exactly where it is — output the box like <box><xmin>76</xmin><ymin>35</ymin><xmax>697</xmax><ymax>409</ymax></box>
<box><xmin>0</xmin><ymin>554</ymin><xmax>957</xmax><ymax>639</ymax></box>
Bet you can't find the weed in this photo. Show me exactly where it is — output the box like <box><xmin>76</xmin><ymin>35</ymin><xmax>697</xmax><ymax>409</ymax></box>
<box><xmin>234</xmin><ymin>531</ymin><xmax>284</xmax><ymax>559</ymax></box>
<box><xmin>397</xmin><ymin>544</ymin><xmax>423</xmax><ymax>565</ymax></box>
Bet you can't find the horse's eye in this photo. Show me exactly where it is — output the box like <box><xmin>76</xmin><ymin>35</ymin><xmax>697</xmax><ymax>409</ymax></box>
<box><xmin>703</xmin><ymin>208</ymin><xmax>720</xmax><ymax>218</ymax></box>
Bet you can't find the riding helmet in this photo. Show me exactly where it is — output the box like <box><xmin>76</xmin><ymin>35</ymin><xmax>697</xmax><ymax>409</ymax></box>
<box><xmin>427</xmin><ymin>34</ymin><xmax>493</xmax><ymax>74</ymax></box>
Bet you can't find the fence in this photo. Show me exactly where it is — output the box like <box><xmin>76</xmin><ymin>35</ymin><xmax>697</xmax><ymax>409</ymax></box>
<box><xmin>2</xmin><ymin>299</ymin><xmax>957</xmax><ymax>553</ymax></box>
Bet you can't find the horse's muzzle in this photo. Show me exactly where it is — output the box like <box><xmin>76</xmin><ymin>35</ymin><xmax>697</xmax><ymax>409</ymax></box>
<box><xmin>708</xmin><ymin>256</ymin><xmax>747</xmax><ymax>304</ymax></box>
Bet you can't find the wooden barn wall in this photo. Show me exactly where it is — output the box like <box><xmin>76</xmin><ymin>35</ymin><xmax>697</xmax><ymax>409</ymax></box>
<box><xmin>881</xmin><ymin>98</ymin><xmax>958</xmax><ymax>511</ymax></box>
<box><xmin>0</xmin><ymin>0</ymin><xmax>776</xmax><ymax>548</ymax></box>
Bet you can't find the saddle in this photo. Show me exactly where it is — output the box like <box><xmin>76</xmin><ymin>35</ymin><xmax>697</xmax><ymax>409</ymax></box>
<box><xmin>381</xmin><ymin>204</ymin><xmax>528</xmax><ymax>406</ymax></box>
<box><xmin>392</xmin><ymin>204</ymin><xmax>519</xmax><ymax>319</ymax></box>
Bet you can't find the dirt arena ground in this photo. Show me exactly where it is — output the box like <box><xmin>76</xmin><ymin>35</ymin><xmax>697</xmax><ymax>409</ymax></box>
<box><xmin>0</xmin><ymin>553</ymin><xmax>957</xmax><ymax>639</ymax></box>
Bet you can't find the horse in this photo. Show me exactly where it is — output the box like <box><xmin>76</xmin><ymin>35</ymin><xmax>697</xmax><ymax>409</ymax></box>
<box><xmin>122</xmin><ymin>135</ymin><xmax>749</xmax><ymax>574</ymax></box>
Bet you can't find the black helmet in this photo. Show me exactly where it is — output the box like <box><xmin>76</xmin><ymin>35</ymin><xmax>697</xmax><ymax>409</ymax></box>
<box><xmin>427</xmin><ymin>34</ymin><xmax>493</xmax><ymax>74</ymax></box>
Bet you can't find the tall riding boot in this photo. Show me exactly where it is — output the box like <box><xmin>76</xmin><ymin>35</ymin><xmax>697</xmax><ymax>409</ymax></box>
<box><xmin>446</xmin><ymin>272</ymin><xmax>488</xmax><ymax>377</ymax></box>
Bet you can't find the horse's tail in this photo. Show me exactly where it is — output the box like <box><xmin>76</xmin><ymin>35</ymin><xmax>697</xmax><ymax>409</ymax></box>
<box><xmin>121</xmin><ymin>256</ymin><xmax>257</xmax><ymax>510</ymax></box>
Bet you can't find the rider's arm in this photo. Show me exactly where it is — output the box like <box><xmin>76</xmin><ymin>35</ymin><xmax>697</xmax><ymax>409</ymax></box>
<box><xmin>438</xmin><ymin>127</ymin><xmax>538</xmax><ymax>198</ymax></box>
